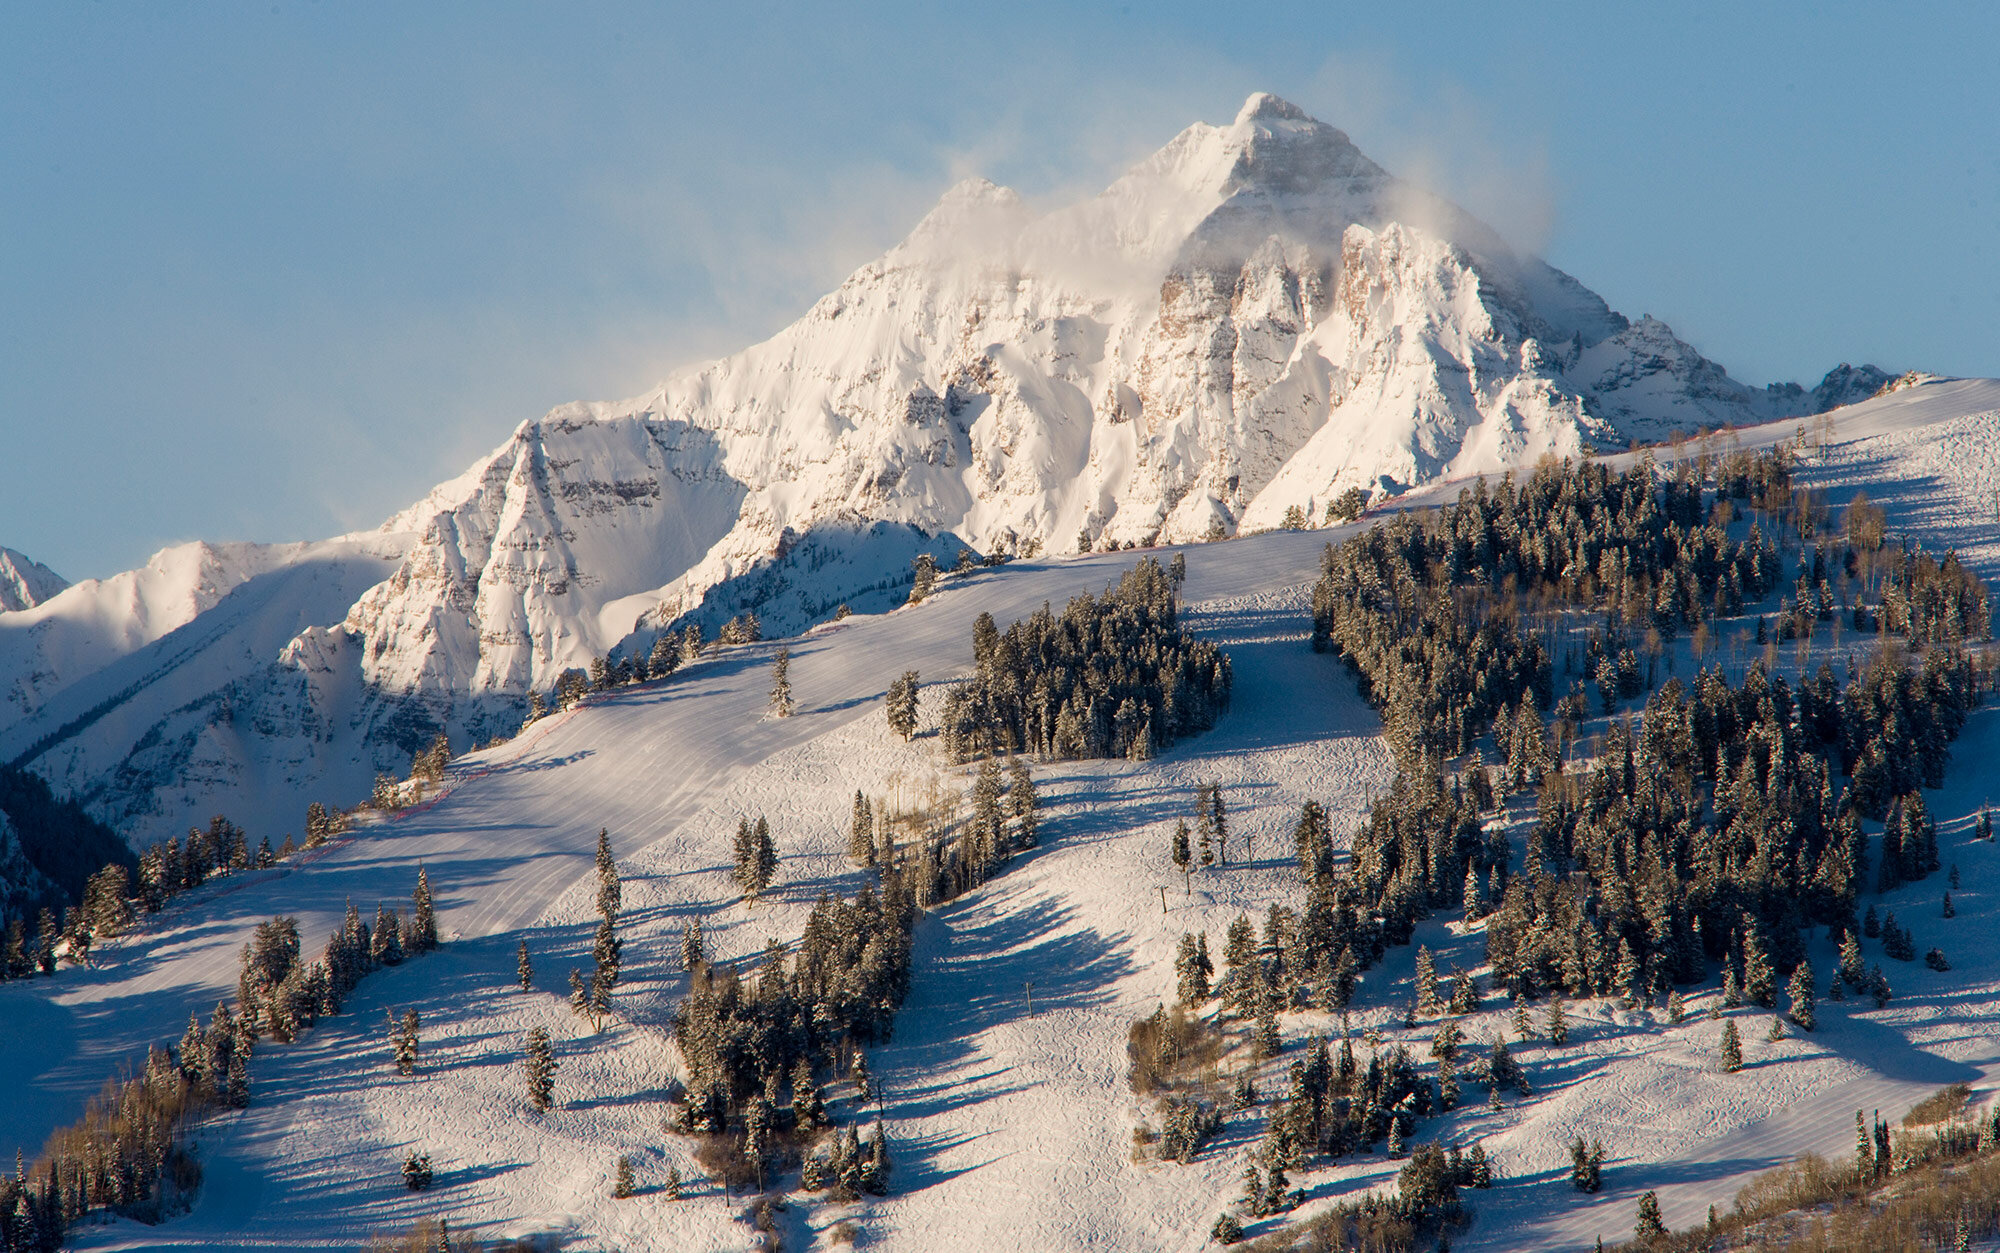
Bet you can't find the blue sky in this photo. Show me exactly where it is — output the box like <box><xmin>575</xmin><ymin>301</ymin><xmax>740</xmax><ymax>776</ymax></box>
<box><xmin>3</xmin><ymin>3</ymin><xmax>1995</xmax><ymax>580</ymax></box>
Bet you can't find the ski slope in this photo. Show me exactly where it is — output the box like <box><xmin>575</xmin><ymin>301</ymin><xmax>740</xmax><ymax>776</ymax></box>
<box><xmin>4</xmin><ymin>376</ymin><xmax>1999</xmax><ymax>1251</ymax></box>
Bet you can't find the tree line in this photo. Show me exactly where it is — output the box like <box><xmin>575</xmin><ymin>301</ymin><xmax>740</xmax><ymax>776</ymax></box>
<box><xmin>935</xmin><ymin>555</ymin><xmax>1231</xmax><ymax>764</ymax></box>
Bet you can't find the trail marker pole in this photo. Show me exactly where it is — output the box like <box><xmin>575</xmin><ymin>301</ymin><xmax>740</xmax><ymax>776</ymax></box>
<box><xmin>1158</xmin><ymin>885</ymin><xmax>1168</xmax><ymax>915</ymax></box>
<box><xmin>1025</xmin><ymin>981</ymin><xmax>1034</xmax><ymax>1016</ymax></box>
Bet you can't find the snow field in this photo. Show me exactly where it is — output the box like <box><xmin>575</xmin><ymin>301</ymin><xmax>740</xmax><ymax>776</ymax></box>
<box><xmin>11</xmin><ymin>375</ymin><xmax>2000</xmax><ymax>1250</ymax></box>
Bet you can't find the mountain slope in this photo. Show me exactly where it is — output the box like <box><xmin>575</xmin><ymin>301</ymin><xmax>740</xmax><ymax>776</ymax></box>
<box><xmin>1</xmin><ymin>94</ymin><xmax>1889</xmax><ymax>849</ymax></box>
<box><xmin>0</xmin><ymin>547</ymin><xmax>66</xmax><ymax>614</ymax></box>
<box><xmin>9</xmin><ymin>378</ymin><xmax>1996</xmax><ymax>1253</ymax></box>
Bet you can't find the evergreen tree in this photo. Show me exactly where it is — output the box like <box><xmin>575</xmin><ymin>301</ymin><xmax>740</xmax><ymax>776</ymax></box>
<box><xmin>393</xmin><ymin>1009</ymin><xmax>420</xmax><ymax>1076</ymax></box>
<box><xmin>666</xmin><ymin>1162</ymin><xmax>683</xmax><ymax>1200</ymax></box>
<box><xmin>1174</xmin><ymin>932</ymin><xmax>1211</xmax><ymax>1005</ymax></box>
<box><xmin>409</xmin><ymin>867</ymin><xmax>439</xmax><ymax>954</ymax></box>
<box><xmin>1719</xmin><ymin>1020</ymin><xmax>1743</xmax><ymax>1072</ymax></box>
<box><xmin>1547</xmin><ymin>997</ymin><xmax>1569</xmax><ymax>1046</ymax></box>
<box><xmin>1786</xmin><ymin>959</ymin><xmax>1817</xmax><ymax>1032</ymax></box>
<box><xmin>1635</xmin><ymin>1190</ymin><xmax>1666</xmax><ymax>1239</ymax></box>
<box><xmin>769</xmin><ymin>649</ymin><xmax>795</xmax><ymax>717</ymax></box>
<box><xmin>849</xmin><ymin>791</ymin><xmax>876</xmax><ymax>865</ymax></box>
<box><xmin>523</xmin><ymin>1027</ymin><xmax>557</xmax><ymax>1110</ymax></box>
<box><xmin>1415</xmin><ymin>946</ymin><xmax>1440</xmax><ymax>1018</ymax></box>
<box><xmin>1742</xmin><ymin>918</ymin><xmax>1776</xmax><ymax>1008</ymax></box>
<box><xmin>226</xmin><ymin>1044</ymin><xmax>250</xmax><ymax>1108</ymax></box>
<box><xmin>1171</xmin><ymin>820</ymin><xmax>1192</xmax><ymax>885</ymax></box>
<box><xmin>1008</xmin><ymin>758</ymin><xmax>1040</xmax><ymax>849</ymax></box>
<box><xmin>681</xmin><ymin>918</ymin><xmax>705</xmax><ymax>972</ymax></box>
<box><xmin>885</xmin><ymin>671</ymin><xmax>920</xmax><ymax>741</ymax></box>
<box><xmin>614</xmin><ymin>1155</ymin><xmax>635</xmax><ymax>1199</ymax></box>
<box><xmin>592</xmin><ymin>828</ymin><xmax>616</xmax><ymax>916</ymax></box>
<box><xmin>755</xmin><ymin>817</ymin><xmax>778</xmax><ymax>896</ymax></box>
<box><xmin>516</xmin><ymin>940</ymin><xmax>532</xmax><ymax>991</ymax></box>
<box><xmin>908</xmin><ymin>553</ymin><xmax>939</xmax><ymax>604</ymax></box>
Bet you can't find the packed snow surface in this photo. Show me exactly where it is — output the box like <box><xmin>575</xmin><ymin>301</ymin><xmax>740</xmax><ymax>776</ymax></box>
<box><xmin>0</xmin><ymin>377</ymin><xmax>1994</xmax><ymax>1250</ymax></box>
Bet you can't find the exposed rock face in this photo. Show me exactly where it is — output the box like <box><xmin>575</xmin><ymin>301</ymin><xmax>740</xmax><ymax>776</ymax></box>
<box><xmin>0</xmin><ymin>549</ymin><xmax>65</xmax><ymax>615</ymax></box>
<box><xmin>0</xmin><ymin>93</ymin><xmax>1881</xmax><ymax>847</ymax></box>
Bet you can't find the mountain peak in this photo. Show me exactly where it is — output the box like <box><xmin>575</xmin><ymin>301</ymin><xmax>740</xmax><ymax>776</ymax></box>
<box><xmin>0</xmin><ymin>546</ymin><xmax>67</xmax><ymax>613</ymax></box>
<box><xmin>1234</xmin><ymin>91</ymin><xmax>1312</xmax><ymax>125</ymax></box>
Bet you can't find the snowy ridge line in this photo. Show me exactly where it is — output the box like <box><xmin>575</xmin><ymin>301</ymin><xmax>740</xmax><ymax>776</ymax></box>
<box><xmin>4</xmin><ymin>598</ymin><xmax>257</xmax><ymax>771</ymax></box>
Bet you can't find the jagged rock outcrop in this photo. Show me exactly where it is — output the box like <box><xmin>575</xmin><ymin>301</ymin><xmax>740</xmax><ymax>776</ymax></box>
<box><xmin>0</xmin><ymin>549</ymin><xmax>65</xmax><ymax>615</ymax></box>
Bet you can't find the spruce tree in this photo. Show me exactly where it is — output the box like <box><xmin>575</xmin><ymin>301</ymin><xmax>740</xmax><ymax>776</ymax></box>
<box><xmin>885</xmin><ymin>671</ymin><xmax>920</xmax><ymax>741</ymax></box>
<box><xmin>681</xmin><ymin>919</ymin><xmax>704</xmax><ymax>972</ymax></box>
<box><xmin>1415</xmin><ymin>946</ymin><xmax>1440</xmax><ymax>1018</ymax></box>
<box><xmin>769</xmin><ymin>648</ymin><xmax>795</xmax><ymax>717</ymax></box>
<box><xmin>1635</xmin><ymin>1190</ymin><xmax>1666</xmax><ymax>1238</ymax></box>
<box><xmin>1008</xmin><ymin>758</ymin><xmax>1039</xmax><ymax>849</ymax></box>
<box><xmin>1171</xmin><ymin>820</ymin><xmax>1192</xmax><ymax>886</ymax></box>
<box><xmin>1719</xmin><ymin>1019</ymin><xmax>1743</xmax><ymax>1072</ymax></box>
<box><xmin>754</xmin><ymin>817</ymin><xmax>778</xmax><ymax>896</ymax></box>
<box><xmin>1786</xmin><ymin>959</ymin><xmax>1817</xmax><ymax>1032</ymax></box>
<box><xmin>850</xmin><ymin>791</ymin><xmax>876</xmax><ymax>865</ymax></box>
<box><xmin>410</xmin><ymin>867</ymin><xmax>439</xmax><ymax>954</ymax></box>
<box><xmin>516</xmin><ymin>940</ymin><xmax>533</xmax><ymax>990</ymax></box>
<box><xmin>393</xmin><ymin>1009</ymin><xmax>420</xmax><ymax>1076</ymax></box>
<box><xmin>524</xmin><ymin>1026</ymin><xmax>557</xmax><ymax>1110</ymax></box>
<box><xmin>595</xmin><ymin>829</ymin><xmax>620</xmax><ymax>920</ymax></box>
<box><xmin>1547</xmin><ymin>997</ymin><xmax>1569</xmax><ymax>1046</ymax></box>
<box><xmin>1742</xmin><ymin>919</ymin><xmax>1776</xmax><ymax>1008</ymax></box>
<box><xmin>614</xmin><ymin>1155</ymin><xmax>635</xmax><ymax>1199</ymax></box>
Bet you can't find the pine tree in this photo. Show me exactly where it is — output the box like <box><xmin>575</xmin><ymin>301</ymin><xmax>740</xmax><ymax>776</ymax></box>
<box><xmin>393</xmin><ymin>1009</ymin><xmax>420</xmax><ymax>1075</ymax></box>
<box><xmin>409</xmin><ymin>867</ymin><xmax>439</xmax><ymax>954</ymax></box>
<box><xmin>755</xmin><ymin>817</ymin><xmax>778</xmax><ymax>895</ymax></box>
<box><xmin>850</xmin><ymin>791</ymin><xmax>876</xmax><ymax>865</ymax></box>
<box><xmin>1255</xmin><ymin>1010</ymin><xmax>1282</xmax><ymax>1060</ymax></box>
<box><xmin>1175</xmin><ymin>932</ymin><xmax>1211</xmax><ymax>1005</ymax></box>
<box><xmin>1451</xmin><ymin>968</ymin><xmax>1480</xmax><ymax>1015</ymax></box>
<box><xmin>1840</xmin><ymin>929</ymin><xmax>1866</xmax><ymax>988</ymax></box>
<box><xmin>1570</xmin><ymin>1136</ymin><xmax>1598</xmax><ymax>1192</ymax></box>
<box><xmin>1008</xmin><ymin>758</ymin><xmax>1040</xmax><ymax>849</ymax></box>
<box><xmin>769</xmin><ymin>648</ymin><xmax>795</xmax><ymax>717</ymax></box>
<box><xmin>401</xmin><ymin>1149</ymin><xmax>433</xmax><ymax>1191</ymax></box>
<box><xmin>1615</xmin><ymin>937</ymin><xmax>1641</xmax><ymax>1007</ymax></box>
<box><xmin>613</xmin><ymin>1155</ymin><xmax>635</xmax><ymax>1199</ymax></box>
<box><xmin>1635</xmin><ymin>1189</ymin><xmax>1666</xmax><ymax>1238</ymax></box>
<box><xmin>665</xmin><ymin>1162</ymin><xmax>683</xmax><ymax>1200</ymax></box>
<box><xmin>681</xmin><ymin>918</ymin><xmax>705</xmax><ymax>972</ymax></box>
<box><xmin>524</xmin><ymin>1026</ymin><xmax>557</xmax><ymax>1110</ymax></box>
<box><xmin>1742</xmin><ymin>919</ymin><xmax>1776</xmax><ymax>1007</ymax></box>
<box><xmin>1171</xmin><ymin>820</ymin><xmax>1192</xmax><ymax>886</ymax></box>
<box><xmin>908</xmin><ymin>552</ymin><xmax>939</xmax><ymax>604</ymax></box>
<box><xmin>885</xmin><ymin>671</ymin><xmax>920</xmax><ymax>741</ymax></box>
<box><xmin>1210</xmin><ymin>784</ymin><xmax>1231</xmax><ymax>864</ymax></box>
<box><xmin>1719</xmin><ymin>1020</ymin><xmax>1743</xmax><ymax>1072</ymax></box>
<box><xmin>1547</xmin><ymin>997</ymin><xmax>1569</xmax><ymax>1046</ymax></box>
<box><xmin>595</xmin><ymin>829</ymin><xmax>620</xmax><ymax>920</ymax></box>
<box><xmin>516</xmin><ymin>940</ymin><xmax>532</xmax><ymax>990</ymax></box>
<box><xmin>1786</xmin><ymin>959</ymin><xmax>1817</xmax><ymax>1032</ymax></box>
<box><xmin>226</xmin><ymin>1045</ymin><xmax>250</xmax><ymax>1108</ymax></box>
<box><xmin>1415</xmin><ymin>946</ymin><xmax>1440</xmax><ymax>1018</ymax></box>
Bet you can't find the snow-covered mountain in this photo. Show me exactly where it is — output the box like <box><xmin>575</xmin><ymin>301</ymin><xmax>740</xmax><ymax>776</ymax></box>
<box><xmin>0</xmin><ymin>548</ymin><xmax>65</xmax><ymax>614</ymax></box>
<box><xmin>0</xmin><ymin>93</ymin><xmax>1890</xmax><ymax>849</ymax></box>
